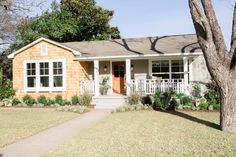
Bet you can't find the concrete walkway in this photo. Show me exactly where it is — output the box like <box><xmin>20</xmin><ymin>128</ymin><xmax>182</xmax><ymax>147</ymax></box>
<box><xmin>0</xmin><ymin>109</ymin><xmax>111</xmax><ymax>157</ymax></box>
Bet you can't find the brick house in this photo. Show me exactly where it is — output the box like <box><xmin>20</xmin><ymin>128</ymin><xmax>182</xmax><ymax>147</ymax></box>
<box><xmin>8</xmin><ymin>34</ymin><xmax>211</xmax><ymax>108</ymax></box>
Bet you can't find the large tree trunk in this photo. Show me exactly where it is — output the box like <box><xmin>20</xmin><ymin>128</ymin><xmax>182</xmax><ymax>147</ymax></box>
<box><xmin>220</xmin><ymin>80</ymin><xmax>236</xmax><ymax>132</ymax></box>
<box><xmin>189</xmin><ymin>0</ymin><xmax>236</xmax><ymax>132</ymax></box>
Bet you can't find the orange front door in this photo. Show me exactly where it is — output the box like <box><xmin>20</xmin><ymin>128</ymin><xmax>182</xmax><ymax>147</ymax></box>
<box><xmin>112</xmin><ymin>62</ymin><xmax>125</xmax><ymax>94</ymax></box>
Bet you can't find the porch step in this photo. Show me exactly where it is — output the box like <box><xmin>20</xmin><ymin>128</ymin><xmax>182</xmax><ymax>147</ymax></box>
<box><xmin>92</xmin><ymin>95</ymin><xmax>127</xmax><ymax>109</ymax></box>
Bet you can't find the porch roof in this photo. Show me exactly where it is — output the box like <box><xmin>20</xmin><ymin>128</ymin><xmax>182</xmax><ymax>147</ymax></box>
<box><xmin>61</xmin><ymin>34</ymin><xmax>202</xmax><ymax>60</ymax></box>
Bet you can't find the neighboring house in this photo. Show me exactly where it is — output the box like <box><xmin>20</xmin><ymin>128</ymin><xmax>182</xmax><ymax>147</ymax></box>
<box><xmin>8</xmin><ymin>34</ymin><xmax>211</xmax><ymax>108</ymax></box>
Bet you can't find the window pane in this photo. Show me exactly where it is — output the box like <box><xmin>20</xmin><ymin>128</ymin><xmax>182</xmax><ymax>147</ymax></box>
<box><xmin>153</xmin><ymin>74</ymin><xmax>169</xmax><ymax>79</ymax></box>
<box><xmin>58</xmin><ymin>69</ymin><xmax>62</xmax><ymax>75</ymax></box>
<box><xmin>27</xmin><ymin>63</ymin><xmax>31</xmax><ymax>69</ymax></box>
<box><xmin>53</xmin><ymin>69</ymin><xmax>57</xmax><ymax>75</ymax></box>
<box><xmin>27</xmin><ymin>70</ymin><xmax>31</xmax><ymax>75</ymax></box>
<box><xmin>58</xmin><ymin>62</ymin><xmax>62</xmax><ymax>68</ymax></box>
<box><xmin>152</xmin><ymin>66</ymin><xmax>160</xmax><ymax>73</ymax></box>
<box><xmin>40</xmin><ymin>76</ymin><xmax>49</xmax><ymax>87</ymax></box>
<box><xmin>27</xmin><ymin>77</ymin><xmax>36</xmax><ymax>87</ymax></box>
<box><xmin>172</xmin><ymin>74</ymin><xmax>184</xmax><ymax>79</ymax></box>
<box><xmin>54</xmin><ymin>76</ymin><xmax>63</xmax><ymax>87</ymax></box>
<box><xmin>161</xmin><ymin>66</ymin><xmax>169</xmax><ymax>72</ymax></box>
<box><xmin>152</xmin><ymin>60</ymin><xmax>169</xmax><ymax>73</ymax></box>
<box><xmin>45</xmin><ymin>69</ymin><xmax>49</xmax><ymax>75</ymax></box>
<box><xmin>40</xmin><ymin>63</ymin><xmax>44</xmax><ymax>69</ymax></box>
<box><xmin>32</xmin><ymin>63</ymin><xmax>35</xmax><ymax>69</ymax></box>
<box><xmin>53</xmin><ymin>62</ymin><xmax>57</xmax><ymax>68</ymax></box>
<box><xmin>40</xmin><ymin>69</ymin><xmax>44</xmax><ymax>75</ymax></box>
<box><xmin>171</xmin><ymin>60</ymin><xmax>183</xmax><ymax>72</ymax></box>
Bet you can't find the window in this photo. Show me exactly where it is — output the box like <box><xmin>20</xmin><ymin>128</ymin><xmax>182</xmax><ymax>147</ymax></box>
<box><xmin>152</xmin><ymin>60</ymin><xmax>169</xmax><ymax>79</ymax></box>
<box><xmin>40</xmin><ymin>62</ymin><xmax>49</xmax><ymax>87</ymax></box>
<box><xmin>171</xmin><ymin>60</ymin><xmax>184</xmax><ymax>79</ymax></box>
<box><xmin>26</xmin><ymin>63</ymin><xmax>36</xmax><ymax>88</ymax></box>
<box><xmin>25</xmin><ymin>60</ymin><xmax>65</xmax><ymax>92</ymax></box>
<box><xmin>151</xmin><ymin>59</ymin><xmax>187</xmax><ymax>80</ymax></box>
<box><xmin>53</xmin><ymin>62</ymin><xmax>63</xmax><ymax>87</ymax></box>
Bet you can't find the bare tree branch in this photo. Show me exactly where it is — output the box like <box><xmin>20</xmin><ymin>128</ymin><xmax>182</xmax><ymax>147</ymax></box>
<box><xmin>201</xmin><ymin>0</ymin><xmax>228</xmax><ymax>53</ymax></box>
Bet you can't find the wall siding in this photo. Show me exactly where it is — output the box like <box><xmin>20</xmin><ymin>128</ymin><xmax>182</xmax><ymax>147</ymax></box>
<box><xmin>13</xmin><ymin>41</ymin><xmax>89</xmax><ymax>100</ymax></box>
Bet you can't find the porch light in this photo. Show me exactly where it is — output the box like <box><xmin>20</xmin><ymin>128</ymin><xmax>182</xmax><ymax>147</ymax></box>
<box><xmin>131</xmin><ymin>64</ymin><xmax>134</xmax><ymax>71</ymax></box>
<box><xmin>104</xmin><ymin>65</ymin><xmax>107</xmax><ymax>72</ymax></box>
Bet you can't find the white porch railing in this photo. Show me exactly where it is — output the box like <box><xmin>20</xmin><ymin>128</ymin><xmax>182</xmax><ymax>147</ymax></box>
<box><xmin>80</xmin><ymin>79</ymin><xmax>185</xmax><ymax>95</ymax></box>
<box><xmin>80</xmin><ymin>80</ymin><xmax>95</xmax><ymax>95</ymax></box>
<box><xmin>131</xmin><ymin>79</ymin><xmax>185</xmax><ymax>94</ymax></box>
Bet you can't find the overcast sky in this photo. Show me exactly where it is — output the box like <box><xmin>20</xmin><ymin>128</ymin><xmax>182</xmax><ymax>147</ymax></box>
<box><xmin>40</xmin><ymin>0</ymin><xmax>234</xmax><ymax>47</ymax></box>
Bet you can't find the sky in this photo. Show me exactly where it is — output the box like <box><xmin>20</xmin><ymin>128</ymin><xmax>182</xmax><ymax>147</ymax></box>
<box><xmin>41</xmin><ymin>0</ymin><xmax>234</xmax><ymax>47</ymax></box>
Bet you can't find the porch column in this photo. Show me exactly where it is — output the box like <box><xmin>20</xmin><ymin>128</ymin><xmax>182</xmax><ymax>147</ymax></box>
<box><xmin>183</xmin><ymin>57</ymin><xmax>189</xmax><ymax>94</ymax></box>
<box><xmin>126</xmin><ymin>59</ymin><xmax>131</xmax><ymax>96</ymax></box>
<box><xmin>94</xmin><ymin>60</ymin><xmax>99</xmax><ymax>96</ymax></box>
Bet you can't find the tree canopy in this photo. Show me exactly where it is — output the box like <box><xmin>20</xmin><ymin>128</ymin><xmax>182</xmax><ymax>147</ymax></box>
<box><xmin>12</xmin><ymin>0</ymin><xmax>120</xmax><ymax>51</ymax></box>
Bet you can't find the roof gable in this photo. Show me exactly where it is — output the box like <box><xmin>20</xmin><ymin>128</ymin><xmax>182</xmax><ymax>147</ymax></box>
<box><xmin>8</xmin><ymin>38</ymin><xmax>81</xmax><ymax>59</ymax></box>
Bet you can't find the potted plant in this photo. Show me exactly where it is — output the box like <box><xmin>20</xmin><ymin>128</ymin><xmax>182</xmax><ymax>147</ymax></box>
<box><xmin>100</xmin><ymin>76</ymin><xmax>110</xmax><ymax>95</ymax></box>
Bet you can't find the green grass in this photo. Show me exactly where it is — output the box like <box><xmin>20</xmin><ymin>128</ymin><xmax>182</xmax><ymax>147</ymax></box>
<box><xmin>44</xmin><ymin>110</ymin><xmax>236</xmax><ymax>157</ymax></box>
<box><xmin>0</xmin><ymin>108</ymin><xmax>79</xmax><ymax>148</ymax></box>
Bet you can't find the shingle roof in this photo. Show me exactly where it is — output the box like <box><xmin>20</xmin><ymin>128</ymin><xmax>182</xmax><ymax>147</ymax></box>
<box><xmin>61</xmin><ymin>34</ymin><xmax>201</xmax><ymax>58</ymax></box>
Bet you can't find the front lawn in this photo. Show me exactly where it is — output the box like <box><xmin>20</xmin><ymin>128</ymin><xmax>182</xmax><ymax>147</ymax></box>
<box><xmin>44</xmin><ymin>110</ymin><xmax>236</xmax><ymax>157</ymax></box>
<box><xmin>0</xmin><ymin>108</ymin><xmax>79</xmax><ymax>147</ymax></box>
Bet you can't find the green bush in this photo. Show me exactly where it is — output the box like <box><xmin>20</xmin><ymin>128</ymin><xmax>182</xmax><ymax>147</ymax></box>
<box><xmin>199</xmin><ymin>102</ymin><xmax>208</xmax><ymax>110</ymax></box>
<box><xmin>61</xmin><ymin>99</ymin><xmax>71</xmax><ymax>106</ymax></box>
<box><xmin>175</xmin><ymin>93</ymin><xmax>187</xmax><ymax>99</ymax></box>
<box><xmin>162</xmin><ymin>90</ymin><xmax>176</xmax><ymax>100</ymax></box>
<box><xmin>23</xmin><ymin>95</ymin><xmax>36</xmax><ymax>106</ymax></box>
<box><xmin>128</xmin><ymin>92</ymin><xmax>141</xmax><ymax>105</ymax></box>
<box><xmin>181</xmin><ymin>95</ymin><xmax>193</xmax><ymax>105</ymax></box>
<box><xmin>55</xmin><ymin>95</ymin><xmax>63</xmax><ymax>105</ymax></box>
<box><xmin>191</xmin><ymin>82</ymin><xmax>201</xmax><ymax>98</ymax></box>
<box><xmin>204</xmin><ymin>80</ymin><xmax>220</xmax><ymax>110</ymax></box>
<box><xmin>0</xmin><ymin>68</ymin><xmax>15</xmax><ymax>100</ymax></box>
<box><xmin>12</xmin><ymin>98</ymin><xmax>21</xmax><ymax>106</ymax></box>
<box><xmin>37</xmin><ymin>96</ymin><xmax>47</xmax><ymax>105</ymax></box>
<box><xmin>47</xmin><ymin>98</ymin><xmax>55</xmax><ymax>106</ymax></box>
<box><xmin>79</xmin><ymin>92</ymin><xmax>92</xmax><ymax>106</ymax></box>
<box><xmin>71</xmin><ymin>95</ymin><xmax>79</xmax><ymax>105</ymax></box>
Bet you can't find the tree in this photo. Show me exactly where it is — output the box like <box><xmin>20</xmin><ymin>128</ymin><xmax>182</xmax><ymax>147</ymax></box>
<box><xmin>188</xmin><ymin>0</ymin><xmax>236</xmax><ymax>132</ymax></box>
<box><xmin>0</xmin><ymin>0</ymin><xmax>44</xmax><ymax>51</ymax></box>
<box><xmin>0</xmin><ymin>0</ymin><xmax>44</xmax><ymax>79</ymax></box>
<box><xmin>12</xmin><ymin>0</ymin><xmax>120</xmax><ymax>51</ymax></box>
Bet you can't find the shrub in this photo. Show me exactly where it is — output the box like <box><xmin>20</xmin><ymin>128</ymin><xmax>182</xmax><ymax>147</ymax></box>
<box><xmin>128</xmin><ymin>92</ymin><xmax>141</xmax><ymax>105</ymax></box>
<box><xmin>23</xmin><ymin>95</ymin><xmax>36</xmax><ymax>106</ymax></box>
<box><xmin>47</xmin><ymin>98</ymin><xmax>55</xmax><ymax>106</ymax></box>
<box><xmin>55</xmin><ymin>95</ymin><xmax>63</xmax><ymax>105</ymax></box>
<box><xmin>37</xmin><ymin>96</ymin><xmax>47</xmax><ymax>105</ymax></box>
<box><xmin>191</xmin><ymin>82</ymin><xmax>201</xmax><ymax>98</ymax></box>
<box><xmin>62</xmin><ymin>99</ymin><xmax>71</xmax><ymax>106</ymax></box>
<box><xmin>0</xmin><ymin>68</ymin><xmax>15</xmax><ymax>100</ymax></box>
<box><xmin>175</xmin><ymin>92</ymin><xmax>187</xmax><ymax>99</ymax></box>
<box><xmin>79</xmin><ymin>92</ymin><xmax>92</xmax><ymax>106</ymax></box>
<box><xmin>198</xmin><ymin>102</ymin><xmax>208</xmax><ymax>110</ymax></box>
<box><xmin>71</xmin><ymin>95</ymin><xmax>79</xmax><ymax>105</ymax></box>
<box><xmin>181</xmin><ymin>95</ymin><xmax>193</xmax><ymax>105</ymax></box>
<box><xmin>141</xmin><ymin>95</ymin><xmax>153</xmax><ymax>105</ymax></box>
<box><xmin>162</xmin><ymin>90</ymin><xmax>176</xmax><ymax>101</ymax></box>
<box><xmin>12</xmin><ymin>98</ymin><xmax>21</xmax><ymax>106</ymax></box>
<box><xmin>204</xmin><ymin>80</ymin><xmax>220</xmax><ymax>110</ymax></box>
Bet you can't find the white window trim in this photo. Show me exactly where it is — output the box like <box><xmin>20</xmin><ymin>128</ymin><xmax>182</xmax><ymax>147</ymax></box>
<box><xmin>149</xmin><ymin>58</ymin><xmax>188</xmax><ymax>81</ymax></box>
<box><xmin>24</xmin><ymin>59</ymin><xmax>66</xmax><ymax>93</ymax></box>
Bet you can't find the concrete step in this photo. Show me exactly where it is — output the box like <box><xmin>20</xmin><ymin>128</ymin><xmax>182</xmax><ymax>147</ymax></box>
<box><xmin>92</xmin><ymin>95</ymin><xmax>127</xmax><ymax>109</ymax></box>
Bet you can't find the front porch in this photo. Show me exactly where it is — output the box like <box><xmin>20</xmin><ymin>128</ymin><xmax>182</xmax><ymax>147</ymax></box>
<box><xmin>79</xmin><ymin>57</ymin><xmax>193</xmax><ymax>96</ymax></box>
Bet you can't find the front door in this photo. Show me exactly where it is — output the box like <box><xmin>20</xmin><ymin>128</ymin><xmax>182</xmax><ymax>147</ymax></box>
<box><xmin>112</xmin><ymin>62</ymin><xmax>125</xmax><ymax>94</ymax></box>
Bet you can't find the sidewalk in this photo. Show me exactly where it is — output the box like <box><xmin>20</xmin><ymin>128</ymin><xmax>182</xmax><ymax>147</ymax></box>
<box><xmin>0</xmin><ymin>109</ymin><xmax>111</xmax><ymax>157</ymax></box>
